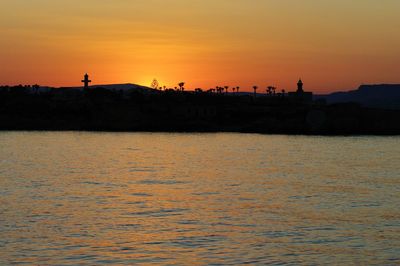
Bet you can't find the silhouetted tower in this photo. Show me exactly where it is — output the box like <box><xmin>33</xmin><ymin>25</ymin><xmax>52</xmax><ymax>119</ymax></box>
<box><xmin>297</xmin><ymin>79</ymin><xmax>304</xmax><ymax>93</ymax></box>
<box><xmin>82</xmin><ymin>73</ymin><xmax>92</xmax><ymax>89</ymax></box>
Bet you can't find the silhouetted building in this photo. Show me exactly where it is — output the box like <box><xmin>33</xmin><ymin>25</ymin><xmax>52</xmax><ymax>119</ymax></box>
<box><xmin>288</xmin><ymin>79</ymin><xmax>313</xmax><ymax>102</ymax></box>
<box><xmin>82</xmin><ymin>73</ymin><xmax>92</xmax><ymax>89</ymax></box>
<box><xmin>297</xmin><ymin>79</ymin><xmax>304</xmax><ymax>93</ymax></box>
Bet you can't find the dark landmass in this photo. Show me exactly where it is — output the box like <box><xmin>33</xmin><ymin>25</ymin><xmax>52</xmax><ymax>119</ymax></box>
<box><xmin>315</xmin><ymin>84</ymin><xmax>400</xmax><ymax>110</ymax></box>
<box><xmin>61</xmin><ymin>83</ymin><xmax>154</xmax><ymax>93</ymax></box>
<box><xmin>1</xmin><ymin>84</ymin><xmax>399</xmax><ymax>135</ymax></box>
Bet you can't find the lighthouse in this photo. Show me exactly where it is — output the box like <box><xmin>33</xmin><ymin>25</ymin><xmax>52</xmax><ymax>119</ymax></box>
<box><xmin>81</xmin><ymin>73</ymin><xmax>92</xmax><ymax>90</ymax></box>
<box><xmin>288</xmin><ymin>78</ymin><xmax>313</xmax><ymax>102</ymax></box>
<box><xmin>297</xmin><ymin>78</ymin><xmax>304</xmax><ymax>93</ymax></box>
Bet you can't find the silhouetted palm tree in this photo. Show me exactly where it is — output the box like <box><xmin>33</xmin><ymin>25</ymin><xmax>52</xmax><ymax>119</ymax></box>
<box><xmin>253</xmin><ymin>86</ymin><xmax>258</xmax><ymax>98</ymax></box>
<box><xmin>224</xmin><ymin>86</ymin><xmax>229</xmax><ymax>94</ymax></box>
<box><xmin>236</xmin><ymin>86</ymin><xmax>240</xmax><ymax>94</ymax></box>
<box><xmin>178</xmin><ymin>82</ymin><xmax>185</xmax><ymax>92</ymax></box>
<box><xmin>180</xmin><ymin>83</ymin><xmax>185</xmax><ymax>91</ymax></box>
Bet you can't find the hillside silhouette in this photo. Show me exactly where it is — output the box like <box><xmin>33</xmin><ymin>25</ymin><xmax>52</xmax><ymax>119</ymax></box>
<box><xmin>315</xmin><ymin>84</ymin><xmax>400</xmax><ymax>110</ymax></box>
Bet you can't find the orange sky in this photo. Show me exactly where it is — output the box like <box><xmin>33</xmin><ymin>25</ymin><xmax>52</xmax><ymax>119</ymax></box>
<box><xmin>0</xmin><ymin>0</ymin><xmax>399</xmax><ymax>93</ymax></box>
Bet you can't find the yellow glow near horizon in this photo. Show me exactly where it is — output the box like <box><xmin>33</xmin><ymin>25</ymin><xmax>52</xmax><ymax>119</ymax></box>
<box><xmin>0</xmin><ymin>0</ymin><xmax>399</xmax><ymax>92</ymax></box>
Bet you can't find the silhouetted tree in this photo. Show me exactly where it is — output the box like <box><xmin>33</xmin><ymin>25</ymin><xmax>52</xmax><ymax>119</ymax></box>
<box><xmin>253</xmin><ymin>86</ymin><xmax>258</xmax><ymax>98</ymax></box>
<box><xmin>267</xmin><ymin>86</ymin><xmax>277</xmax><ymax>96</ymax></box>
<box><xmin>151</xmin><ymin>79</ymin><xmax>159</xmax><ymax>90</ymax></box>
<box><xmin>224</xmin><ymin>86</ymin><xmax>229</xmax><ymax>94</ymax></box>
<box><xmin>178</xmin><ymin>82</ymin><xmax>185</xmax><ymax>92</ymax></box>
<box><xmin>267</xmin><ymin>86</ymin><xmax>273</xmax><ymax>96</ymax></box>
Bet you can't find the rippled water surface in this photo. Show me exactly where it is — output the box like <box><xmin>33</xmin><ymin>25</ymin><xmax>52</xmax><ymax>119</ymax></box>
<box><xmin>0</xmin><ymin>132</ymin><xmax>399</xmax><ymax>265</ymax></box>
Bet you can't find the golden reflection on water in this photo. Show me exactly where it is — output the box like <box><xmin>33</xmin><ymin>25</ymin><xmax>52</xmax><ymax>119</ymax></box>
<box><xmin>0</xmin><ymin>132</ymin><xmax>399</xmax><ymax>265</ymax></box>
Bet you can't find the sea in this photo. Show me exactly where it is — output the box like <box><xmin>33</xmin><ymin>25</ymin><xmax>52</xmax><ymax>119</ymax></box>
<box><xmin>0</xmin><ymin>132</ymin><xmax>399</xmax><ymax>265</ymax></box>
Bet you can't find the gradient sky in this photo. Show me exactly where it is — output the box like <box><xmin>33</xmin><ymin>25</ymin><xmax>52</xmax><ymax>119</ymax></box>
<box><xmin>0</xmin><ymin>0</ymin><xmax>399</xmax><ymax>92</ymax></box>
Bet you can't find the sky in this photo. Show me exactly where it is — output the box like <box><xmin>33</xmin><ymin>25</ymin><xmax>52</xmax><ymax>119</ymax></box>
<box><xmin>0</xmin><ymin>0</ymin><xmax>399</xmax><ymax>93</ymax></box>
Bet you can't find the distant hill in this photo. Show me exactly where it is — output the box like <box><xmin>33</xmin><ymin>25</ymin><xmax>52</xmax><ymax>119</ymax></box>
<box><xmin>60</xmin><ymin>83</ymin><xmax>155</xmax><ymax>93</ymax></box>
<box><xmin>315</xmin><ymin>84</ymin><xmax>400</xmax><ymax>110</ymax></box>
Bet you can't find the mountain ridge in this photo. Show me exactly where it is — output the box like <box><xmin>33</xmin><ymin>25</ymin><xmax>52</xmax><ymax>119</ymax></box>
<box><xmin>315</xmin><ymin>84</ymin><xmax>400</xmax><ymax>109</ymax></box>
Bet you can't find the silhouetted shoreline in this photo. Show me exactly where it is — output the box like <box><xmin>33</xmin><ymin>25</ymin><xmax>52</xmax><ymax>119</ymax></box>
<box><xmin>1</xmin><ymin>85</ymin><xmax>399</xmax><ymax>135</ymax></box>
